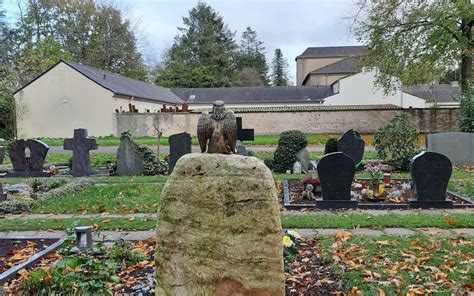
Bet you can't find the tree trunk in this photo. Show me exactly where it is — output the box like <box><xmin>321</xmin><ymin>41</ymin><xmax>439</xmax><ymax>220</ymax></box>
<box><xmin>460</xmin><ymin>17</ymin><xmax>472</xmax><ymax>93</ymax></box>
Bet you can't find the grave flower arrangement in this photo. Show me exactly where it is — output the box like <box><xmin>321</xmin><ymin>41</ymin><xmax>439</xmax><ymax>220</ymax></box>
<box><xmin>283</xmin><ymin>230</ymin><xmax>301</xmax><ymax>273</ymax></box>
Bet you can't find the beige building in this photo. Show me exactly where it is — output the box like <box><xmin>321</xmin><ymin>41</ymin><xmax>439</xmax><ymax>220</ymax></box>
<box><xmin>296</xmin><ymin>46</ymin><xmax>366</xmax><ymax>86</ymax></box>
<box><xmin>14</xmin><ymin>60</ymin><xmax>183</xmax><ymax>138</ymax></box>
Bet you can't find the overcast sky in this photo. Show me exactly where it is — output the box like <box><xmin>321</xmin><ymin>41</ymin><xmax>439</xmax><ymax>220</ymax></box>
<box><xmin>4</xmin><ymin>0</ymin><xmax>362</xmax><ymax>84</ymax></box>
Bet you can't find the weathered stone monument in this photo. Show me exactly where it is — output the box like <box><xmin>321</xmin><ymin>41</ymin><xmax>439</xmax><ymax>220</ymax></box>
<box><xmin>337</xmin><ymin>129</ymin><xmax>365</xmax><ymax>165</ymax></box>
<box><xmin>410</xmin><ymin>151</ymin><xmax>453</xmax><ymax>209</ymax></box>
<box><xmin>235</xmin><ymin>117</ymin><xmax>255</xmax><ymax>156</ymax></box>
<box><xmin>235</xmin><ymin>140</ymin><xmax>247</xmax><ymax>156</ymax></box>
<box><xmin>295</xmin><ymin>147</ymin><xmax>310</xmax><ymax>173</ymax></box>
<box><xmin>168</xmin><ymin>132</ymin><xmax>192</xmax><ymax>174</ymax></box>
<box><xmin>427</xmin><ymin>132</ymin><xmax>473</xmax><ymax>166</ymax></box>
<box><xmin>155</xmin><ymin>154</ymin><xmax>284</xmax><ymax>295</ymax></box>
<box><xmin>316</xmin><ymin>152</ymin><xmax>357</xmax><ymax>209</ymax></box>
<box><xmin>117</xmin><ymin>133</ymin><xmax>145</xmax><ymax>176</ymax></box>
<box><xmin>64</xmin><ymin>129</ymin><xmax>98</xmax><ymax>177</ymax></box>
<box><xmin>7</xmin><ymin>139</ymin><xmax>49</xmax><ymax>177</ymax></box>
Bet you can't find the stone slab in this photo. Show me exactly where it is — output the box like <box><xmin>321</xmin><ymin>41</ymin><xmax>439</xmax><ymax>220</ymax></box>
<box><xmin>383</xmin><ymin>228</ymin><xmax>416</xmax><ymax>236</ymax></box>
<box><xmin>315</xmin><ymin>200</ymin><xmax>358</xmax><ymax>209</ymax></box>
<box><xmin>351</xmin><ymin>229</ymin><xmax>385</xmax><ymax>236</ymax></box>
<box><xmin>410</xmin><ymin>200</ymin><xmax>454</xmax><ymax>209</ymax></box>
<box><xmin>451</xmin><ymin>228</ymin><xmax>474</xmax><ymax>237</ymax></box>
<box><xmin>117</xmin><ymin>137</ymin><xmax>144</xmax><ymax>176</ymax></box>
<box><xmin>427</xmin><ymin>132</ymin><xmax>474</xmax><ymax>165</ymax></box>
<box><xmin>417</xmin><ymin>228</ymin><xmax>452</xmax><ymax>236</ymax></box>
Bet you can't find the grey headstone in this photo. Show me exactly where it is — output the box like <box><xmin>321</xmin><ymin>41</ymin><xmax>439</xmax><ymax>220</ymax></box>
<box><xmin>168</xmin><ymin>132</ymin><xmax>192</xmax><ymax>174</ymax></box>
<box><xmin>64</xmin><ymin>129</ymin><xmax>98</xmax><ymax>177</ymax></box>
<box><xmin>0</xmin><ymin>146</ymin><xmax>5</xmax><ymax>165</ymax></box>
<box><xmin>0</xmin><ymin>183</ymin><xmax>5</xmax><ymax>201</ymax></box>
<box><xmin>7</xmin><ymin>182</ymin><xmax>32</xmax><ymax>195</ymax></box>
<box><xmin>316</xmin><ymin>152</ymin><xmax>357</xmax><ymax>209</ymax></box>
<box><xmin>236</xmin><ymin>140</ymin><xmax>247</xmax><ymax>156</ymax></box>
<box><xmin>410</xmin><ymin>151</ymin><xmax>453</xmax><ymax>208</ymax></box>
<box><xmin>427</xmin><ymin>132</ymin><xmax>473</xmax><ymax>166</ymax></box>
<box><xmin>337</xmin><ymin>129</ymin><xmax>365</xmax><ymax>164</ymax></box>
<box><xmin>117</xmin><ymin>137</ymin><xmax>144</xmax><ymax>176</ymax></box>
<box><xmin>295</xmin><ymin>148</ymin><xmax>310</xmax><ymax>173</ymax></box>
<box><xmin>7</xmin><ymin>139</ymin><xmax>49</xmax><ymax>177</ymax></box>
<box><xmin>308</xmin><ymin>160</ymin><xmax>318</xmax><ymax>171</ymax></box>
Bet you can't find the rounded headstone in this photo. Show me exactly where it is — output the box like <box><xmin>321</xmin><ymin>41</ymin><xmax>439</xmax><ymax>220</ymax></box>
<box><xmin>155</xmin><ymin>153</ymin><xmax>284</xmax><ymax>295</ymax></box>
<box><xmin>317</xmin><ymin>152</ymin><xmax>355</xmax><ymax>201</ymax></box>
<box><xmin>336</xmin><ymin>129</ymin><xmax>365</xmax><ymax>165</ymax></box>
<box><xmin>411</xmin><ymin>151</ymin><xmax>452</xmax><ymax>201</ymax></box>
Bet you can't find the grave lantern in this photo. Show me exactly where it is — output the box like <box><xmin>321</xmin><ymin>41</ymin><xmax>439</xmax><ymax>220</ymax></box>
<box><xmin>74</xmin><ymin>226</ymin><xmax>93</xmax><ymax>251</ymax></box>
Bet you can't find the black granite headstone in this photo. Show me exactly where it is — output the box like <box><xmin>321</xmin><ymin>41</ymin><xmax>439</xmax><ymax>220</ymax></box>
<box><xmin>64</xmin><ymin>129</ymin><xmax>98</xmax><ymax>177</ymax></box>
<box><xmin>316</xmin><ymin>152</ymin><xmax>357</xmax><ymax>209</ymax></box>
<box><xmin>7</xmin><ymin>139</ymin><xmax>49</xmax><ymax>177</ymax></box>
<box><xmin>337</xmin><ymin>129</ymin><xmax>365</xmax><ymax>165</ymax></box>
<box><xmin>410</xmin><ymin>151</ymin><xmax>453</xmax><ymax>208</ymax></box>
<box><xmin>168</xmin><ymin>132</ymin><xmax>192</xmax><ymax>174</ymax></box>
<box><xmin>236</xmin><ymin>117</ymin><xmax>254</xmax><ymax>142</ymax></box>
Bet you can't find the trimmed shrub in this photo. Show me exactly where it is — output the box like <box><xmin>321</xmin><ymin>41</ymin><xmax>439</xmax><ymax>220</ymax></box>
<box><xmin>263</xmin><ymin>158</ymin><xmax>275</xmax><ymax>170</ymax></box>
<box><xmin>374</xmin><ymin>113</ymin><xmax>420</xmax><ymax>171</ymax></box>
<box><xmin>273</xmin><ymin>130</ymin><xmax>308</xmax><ymax>173</ymax></box>
<box><xmin>324</xmin><ymin>138</ymin><xmax>338</xmax><ymax>155</ymax></box>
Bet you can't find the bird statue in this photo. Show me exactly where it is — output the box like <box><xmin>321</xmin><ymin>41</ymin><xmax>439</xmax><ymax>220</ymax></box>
<box><xmin>197</xmin><ymin>100</ymin><xmax>237</xmax><ymax>154</ymax></box>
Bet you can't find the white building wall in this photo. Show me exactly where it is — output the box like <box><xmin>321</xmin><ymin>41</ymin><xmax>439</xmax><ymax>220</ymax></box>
<box><xmin>14</xmin><ymin>62</ymin><xmax>168</xmax><ymax>138</ymax></box>
<box><xmin>324</xmin><ymin>70</ymin><xmax>426</xmax><ymax>108</ymax></box>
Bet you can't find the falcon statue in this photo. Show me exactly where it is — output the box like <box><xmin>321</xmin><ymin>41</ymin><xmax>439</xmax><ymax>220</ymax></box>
<box><xmin>197</xmin><ymin>100</ymin><xmax>237</xmax><ymax>154</ymax></box>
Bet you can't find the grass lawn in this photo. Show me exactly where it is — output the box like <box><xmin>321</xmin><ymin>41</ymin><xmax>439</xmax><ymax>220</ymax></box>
<box><xmin>1</xmin><ymin>213</ymin><xmax>473</xmax><ymax>232</ymax></box>
<box><xmin>31</xmin><ymin>183</ymin><xmax>163</xmax><ymax>214</ymax></box>
<box><xmin>320</xmin><ymin>234</ymin><xmax>474</xmax><ymax>294</ymax></box>
<box><xmin>12</xmin><ymin>134</ymin><xmax>426</xmax><ymax>147</ymax></box>
<box><xmin>2</xmin><ymin>153</ymin><xmax>117</xmax><ymax>167</ymax></box>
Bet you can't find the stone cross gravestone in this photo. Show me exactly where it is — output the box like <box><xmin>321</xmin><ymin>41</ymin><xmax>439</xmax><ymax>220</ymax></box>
<box><xmin>236</xmin><ymin>117</ymin><xmax>254</xmax><ymax>142</ymax></box>
<box><xmin>156</xmin><ymin>154</ymin><xmax>284</xmax><ymax>295</ymax></box>
<box><xmin>64</xmin><ymin>129</ymin><xmax>98</xmax><ymax>177</ymax></box>
<box><xmin>427</xmin><ymin>132</ymin><xmax>474</xmax><ymax>166</ymax></box>
<box><xmin>316</xmin><ymin>152</ymin><xmax>357</xmax><ymax>209</ymax></box>
<box><xmin>7</xmin><ymin>139</ymin><xmax>49</xmax><ymax>177</ymax></box>
<box><xmin>410</xmin><ymin>151</ymin><xmax>453</xmax><ymax>209</ymax></box>
<box><xmin>168</xmin><ymin>132</ymin><xmax>192</xmax><ymax>174</ymax></box>
<box><xmin>117</xmin><ymin>136</ymin><xmax>145</xmax><ymax>176</ymax></box>
<box><xmin>337</xmin><ymin>129</ymin><xmax>365</xmax><ymax>165</ymax></box>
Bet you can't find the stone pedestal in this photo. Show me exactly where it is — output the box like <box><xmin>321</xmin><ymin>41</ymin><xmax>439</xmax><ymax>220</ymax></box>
<box><xmin>155</xmin><ymin>153</ymin><xmax>284</xmax><ymax>296</ymax></box>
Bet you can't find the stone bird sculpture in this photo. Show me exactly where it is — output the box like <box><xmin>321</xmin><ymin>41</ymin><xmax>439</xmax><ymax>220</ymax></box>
<box><xmin>197</xmin><ymin>100</ymin><xmax>237</xmax><ymax>154</ymax></box>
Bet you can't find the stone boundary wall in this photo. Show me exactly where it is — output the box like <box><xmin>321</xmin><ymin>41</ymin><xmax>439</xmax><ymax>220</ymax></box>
<box><xmin>115</xmin><ymin>108</ymin><xmax>459</xmax><ymax>137</ymax></box>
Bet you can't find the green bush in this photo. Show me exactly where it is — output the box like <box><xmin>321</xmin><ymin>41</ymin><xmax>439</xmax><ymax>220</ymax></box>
<box><xmin>264</xmin><ymin>158</ymin><xmax>275</xmax><ymax>170</ymax></box>
<box><xmin>374</xmin><ymin>113</ymin><xmax>420</xmax><ymax>171</ymax></box>
<box><xmin>324</xmin><ymin>138</ymin><xmax>338</xmax><ymax>154</ymax></box>
<box><xmin>273</xmin><ymin>130</ymin><xmax>308</xmax><ymax>173</ymax></box>
<box><xmin>458</xmin><ymin>92</ymin><xmax>474</xmax><ymax>132</ymax></box>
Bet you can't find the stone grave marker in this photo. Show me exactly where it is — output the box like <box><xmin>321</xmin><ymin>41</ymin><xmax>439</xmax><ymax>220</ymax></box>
<box><xmin>410</xmin><ymin>151</ymin><xmax>453</xmax><ymax>208</ymax></box>
<box><xmin>295</xmin><ymin>147</ymin><xmax>310</xmax><ymax>173</ymax></box>
<box><xmin>316</xmin><ymin>152</ymin><xmax>357</xmax><ymax>209</ymax></box>
<box><xmin>168</xmin><ymin>132</ymin><xmax>192</xmax><ymax>174</ymax></box>
<box><xmin>117</xmin><ymin>136</ymin><xmax>144</xmax><ymax>176</ymax></box>
<box><xmin>7</xmin><ymin>139</ymin><xmax>49</xmax><ymax>177</ymax></box>
<box><xmin>235</xmin><ymin>140</ymin><xmax>247</xmax><ymax>156</ymax></box>
<box><xmin>64</xmin><ymin>129</ymin><xmax>98</xmax><ymax>177</ymax></box>
<box><xmin>156</xmin><ymin>154</ymin><xmax>284</xmax><ymax>295</ymax></box>
<box><xmin>427</xmin><ymin>132</ymin><xmax>473</xmax><ymax>166</ymax></box>
<box><xmin>337</xmin><ymin>129</ymin><xmax>365</xmax><ymax>165</ymax></box>
<box><xmin>0</xmin><ymin>183</ymin><xmax>5</xmax><ymax>201</ymax></box>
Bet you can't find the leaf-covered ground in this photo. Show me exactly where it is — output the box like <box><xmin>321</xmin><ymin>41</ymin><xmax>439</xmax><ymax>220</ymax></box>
<box><xmin>319</xmin><ymin>232</ymin><xmax>474</xmax><ymax>295</ymax></box>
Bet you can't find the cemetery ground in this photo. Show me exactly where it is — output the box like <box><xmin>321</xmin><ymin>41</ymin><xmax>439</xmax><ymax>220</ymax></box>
<box><xmin>1</xmin><ymin>166</ymin><xmax>473</xmax><ymax>294</ymax></box>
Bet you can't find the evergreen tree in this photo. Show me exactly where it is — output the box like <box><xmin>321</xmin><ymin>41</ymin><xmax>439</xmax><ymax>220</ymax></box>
<box><xmin>271</xmin><ymin>48</ymin><xmax>289</xmax><ymax>86</ymax></box>
<box><xmin>156</xmin><ymin>2</ymin><xmax>238</xmax><ymax>87</ymax></box>
<box><xmin>235</xmin><ymin>27</ymin><xmax>269</xmax><ymax>86</ymax></box>
<box><xmin>0</xmin><ymin>0</ymin><xmax>15</xmax><ymax>138</ymax></box>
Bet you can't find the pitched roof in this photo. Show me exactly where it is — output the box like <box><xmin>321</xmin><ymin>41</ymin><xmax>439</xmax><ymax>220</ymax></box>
<box><xmin>403</xmin><ymin>84</ymin><xmax>461</xmax><ymax>103</ymax></box>
<box><xmin>309</xmin><ymin>57</ymin><xmax>360</xmax><ymax>75</ymax></box>
<box><xmin>296</xmin><ymin>46</ymin><xmax>366</xmax><ymax>59</ymax></box>
<box><xmin>172</xmin><ymin>86</ymin><xmax>332</xmax><ymax>104</ymax></box>
<box><xmin>62</xmin><ymin>61</ymin><xmax>183</xmax><ymax>104</ymax></box>
<box><xmin>14</xmin><ymin>60</ymin><xmax>183</xmax><ymax>104</ymax></box>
